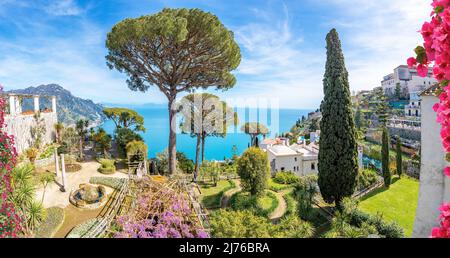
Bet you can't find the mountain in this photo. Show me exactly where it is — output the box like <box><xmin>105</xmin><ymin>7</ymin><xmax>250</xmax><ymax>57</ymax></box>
<box><xmin>8</xmin><ymin>84</ymin><xmax>106</xmax><ymax>126</ymax></box>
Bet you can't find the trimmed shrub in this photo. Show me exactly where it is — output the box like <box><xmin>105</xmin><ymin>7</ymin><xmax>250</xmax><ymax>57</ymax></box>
<box><xmin>34</xmin><ymin>207</ymin><xmax>65</xmax><ymax>238</ymax></box>
<box><xmin>89</xmin><ymin>177</ymin><xmax>126</xmax><ymax>189</ymax></box>
<box><xmin>236</xmin><ymin>147</ymin><xmax>269</xmax><ymax>196</ymax></box>
<box><xmin>66</xmin><ymin>218</ymin><xmax>99</xmax><ymax>238</ymax></box>
<box><xmin>98</xmin><ymin>158</ymin><xmax>116</xmax><ymax>174</ymax></box>
<box><xmin>230</xmin><ymin>191</ymin><xmax>278</xmax><ymax>218</ymax></box>
<box><xmin>273</xmin><ymin>171</ymin><xmax>299</xmax><ymax>184</ymax></box>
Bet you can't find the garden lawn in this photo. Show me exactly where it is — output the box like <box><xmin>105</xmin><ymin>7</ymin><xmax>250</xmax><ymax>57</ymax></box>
<box><xmin>358</xmin><ymin>176</ymin><xmax>419</xmax><ymax>237</ymax></box>
<box><xmin>199</xmin><ymin>180</ymin><xmax>234</xmax><ymax>209</ymax></box>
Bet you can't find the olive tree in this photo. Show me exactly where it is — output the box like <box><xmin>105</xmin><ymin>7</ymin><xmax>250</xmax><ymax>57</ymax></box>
<box><xmin>105</xmin><ymin>8</ymin><xmax>241</xmax><ymax>174</ymax></box>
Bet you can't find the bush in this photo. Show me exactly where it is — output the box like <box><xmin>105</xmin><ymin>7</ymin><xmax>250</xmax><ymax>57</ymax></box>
<box><xmin>273</xmin><ymin>171</ymin><xmax>299</xmax><ymax>184</ymax></box>
<box><xmin>230</xmin><ymin>191</ymin><xmax>278</xmax><ymax>217</ymax></box>
<box><xmin>267</xmin><ymin>178</ymin><xmax>292</xmax><ymax>192</ymax></box>
<box><xmin>209</xmin><ymin>210</ymin><xmax>274</xmax><ymax>238</ymax></box>
<box><xmin>283</xmin><ymin>193</ymin><xmax>297</xmax><ymax>217</ymax></box>
<box><xmin>89</xmin><ymin>177</ymin><xmax>126</xmax><ymax>189</ymax></box>
<box><xmin>34</xmin><ymin>207</ymin><xmax>65</xmax><ymax>238</ymax></box>
<box><xmin>272</xmin><ymin>215</ymin><xmax>314</xmax><ymax>238</ymax></box>
<box><xmin>115</xmin><ymin>128</ymin><xmax>143</xmax><ymax>157</ymax></box>
<box><xmin>236</xmin><ymin>147</ymin><xmax>269</xmax><ymax>196</ymax></box>
<box><xmin>342</xmin><ymin>197</ymin><xmax>404</xmax><ymax>238</ymax></box>
<box><xmin>209</xmin><ymin>210</ymin><xmax>314</xmax><ymax>238</ymax></box>
<box><xmin>293</xmin><ymin>175</ymin><xmax>318</xmax><ymax>220</ymax></box>
<box><xmin>97</xmin><ymin>159</ymin><xmax>116</xmax><ymax>174</ymax></box>
<box><xmin>356</xmin><ymin>169</ymin><xmax>379</xmax><ymax>191</ymax></box>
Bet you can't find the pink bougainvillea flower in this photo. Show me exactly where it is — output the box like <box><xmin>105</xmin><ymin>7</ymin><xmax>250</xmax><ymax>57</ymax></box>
<box><xmin>407</xmin><ymin>57</ymin><xmax>417</xmax><ymax>67</ymax></box>
<box><xmin>444</xmin><ymin>167</ymin><xmax>450</xmax><ymax>177</ymax></box>
<box><xmin>417</xmin><ymin>63</ymin><xmax>429</xmax><ymax>77</ymax></box>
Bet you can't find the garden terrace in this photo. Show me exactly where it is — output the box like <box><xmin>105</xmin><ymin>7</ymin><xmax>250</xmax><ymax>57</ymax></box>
<box><xmin>358</xmin><ymin>176</ymin><xmax>419</xmax><ymax>237</ymax></box>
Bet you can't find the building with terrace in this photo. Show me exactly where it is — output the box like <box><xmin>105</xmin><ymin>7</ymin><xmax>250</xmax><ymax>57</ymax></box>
<box><xmin>381</xmin><ymin>65</ymin><xmax>436</xmax><ymax>98</ymax></box>
<box><xmin>2</xmin><ymin>93</ymin><xmax>57</xmax><ymax>153</ymax></box>
<box><xmin>404</xmin><ymin>91</ymin><xmax>421</xmax><ymax>117</ymax></box>
<box><xmin>260</xmin><ymin>138</ymin><xmax>319</xmax><ymax>177</ymax></box>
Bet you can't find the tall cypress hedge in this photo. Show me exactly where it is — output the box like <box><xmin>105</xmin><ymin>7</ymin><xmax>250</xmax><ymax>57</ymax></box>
<box><xmin>318</xmin><ymin>29</ymin><xmax>358</xmax><ymax>208</ymax></box>
<box><xmin>381</xmin><ymin>128</ymin><xmax>391</xmax><ymax>187</ymax></box>
<box><xmin>396</xmin><ymin>135</ymin><xmax>402</xmax><ymax>178</ymax></box>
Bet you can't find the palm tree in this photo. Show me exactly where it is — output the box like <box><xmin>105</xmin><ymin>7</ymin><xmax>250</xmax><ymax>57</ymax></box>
<box><xmin>75</xmin><ymin>119</ymin><xmax>89</xmax><ymax>160</ymax></box>
<box><xmin>54</xmin><ymin>122</ymin><xmax>64</xmax><ymax>144</ymax></box>
<box><xmin>10</xmin><ymin>164</ymin><xmax>38</xmax><ymax>235</ymax></box>
<box><xmin>39</xmin><ymin>172</ymin><xmax>55</xmax><ymax>204</ymax></box>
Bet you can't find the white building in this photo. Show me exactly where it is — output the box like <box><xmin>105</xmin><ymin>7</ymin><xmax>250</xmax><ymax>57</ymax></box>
<box><xmin>2</xmin><ymin>93</ymin><xmax>57</xmax><ymax>153</ymax></box>
<box><xmin>413</xmin><ymin>84</ymin><xmax>450</xmax><ymax>237</ymax></box>
<box><xmin>381</xmin><ymin>65</ymin><xmax>436</xmax><ymax>97</ymax></box>
<box><xmin>260</xmin><ymin>138</ymin><xmax>319</xmax><ymax>177</ymax></box>
<box><xmin>404</xmin><ymin>91</ymin><xmax>421</xmax><ymax>117</ymax></box>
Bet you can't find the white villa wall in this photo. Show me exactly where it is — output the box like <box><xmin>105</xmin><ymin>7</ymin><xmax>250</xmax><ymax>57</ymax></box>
<box><xmin>4</xmin><ymin>112</ymin><xmax>57</xmax><ymax>153</ymax></box>
<box><xmin>267</xmin><ymin>151</ymin><xmax>318</xmax><ymax>176</ymax></box>
<box><xmin>413</xmin><ymin>94</ymin><xmax>450</xmax><ymax>237</ymax></box>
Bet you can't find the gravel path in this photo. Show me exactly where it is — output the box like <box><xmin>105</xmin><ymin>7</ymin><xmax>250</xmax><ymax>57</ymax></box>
<box><xmin>220</xmin><ymin>180</ymin><xmax>241</xmax><ymax>208</ymax></box>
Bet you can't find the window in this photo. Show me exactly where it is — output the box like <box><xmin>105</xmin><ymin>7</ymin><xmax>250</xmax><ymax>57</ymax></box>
<box><xmin>311</xmin><ymin>163</ymin><xmax>315</xmax><ymax>170</ymax></box>
<box><xmin>416</xmin><ymin>110</ymin><xmax>419</xmax><ymax>116</ymax></box>
<box><xmin>281</xmin><ymin>167</ymin><xmax>285</xmax><ymax>171</ymax></box>
<box><xmin>294</xmin><ymin>157</ymin><xmax>297</xmax><ymax>162</ymax></box>
<box><xmin>293</xmin><ymin>167</ymin><xmax>296</xmax><ymax>171</ymax></box>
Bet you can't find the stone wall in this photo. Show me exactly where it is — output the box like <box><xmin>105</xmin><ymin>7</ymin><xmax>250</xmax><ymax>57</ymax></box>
<box><xmin>387</xmin><ymin>127</ymin><xmax>421</xmax><ymax>142</ymax></box>
<box><xmin>4</xmin><ymin>112</ymin><xmax>57</xmax><ymax>153</ymax></box>
<box><xmin>406</xmin><ymin>160</ymin><xmax>420</xmax><ymax>179</ymax></box>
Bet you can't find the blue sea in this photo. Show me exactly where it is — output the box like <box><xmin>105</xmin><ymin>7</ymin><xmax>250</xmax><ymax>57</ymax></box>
<box><xmin>102</xmin><ymin>106</ymin><xmax>313</xmax><ymax>161</ymax></box>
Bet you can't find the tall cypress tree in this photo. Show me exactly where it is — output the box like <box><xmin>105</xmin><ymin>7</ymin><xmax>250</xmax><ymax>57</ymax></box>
<box><xmin>381</xmin><ymin>128</ymin><xmax>391</xmax><ymax>187</ymax></box>
<box><xmin>318</xmin><ymin>29</ymin><xmax>358</xmax><ymax>209</ymax></box>
<box><xmin>396</xmin><ymin>135</ymin><xmax>402</xmax><ymax>178</ymax></box>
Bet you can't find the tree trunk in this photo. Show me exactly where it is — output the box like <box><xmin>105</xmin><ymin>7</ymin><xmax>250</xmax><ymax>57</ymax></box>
<box><xmin>168</xmin><ymin>97</ymin><xmax>177</xmax><ymax>174</ymax></box>
<box><xmin>79</xmin><ymin>138</ymin><xmax>83</xmax><ymax>160</ymax></box>
<box><xmin>41</xmin><ymin>185</ymin><xmax>46</xmax><ymax>204</ymax></box>
<box><xmin>194</xmin><ymin>134</ymin><xmax>201</xmax><ymax>181</ymax></box>
<box><xmin>201</xmin><ymin>132</ymin><xmax>206</xmax><ymax>163</ymax></box>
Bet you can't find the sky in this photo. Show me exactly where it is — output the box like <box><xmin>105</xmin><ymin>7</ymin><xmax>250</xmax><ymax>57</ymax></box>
<box><xmin>0</xmin><ymin>0</ymin><xmax>431</xmax><ymax>109</ymax></box>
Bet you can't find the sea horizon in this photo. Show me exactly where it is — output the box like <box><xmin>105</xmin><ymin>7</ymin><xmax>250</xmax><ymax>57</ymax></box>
<box><xmin>100</xmin><ymin>105</ymin><xmax>314</xmax><ymax>161</ymax></box>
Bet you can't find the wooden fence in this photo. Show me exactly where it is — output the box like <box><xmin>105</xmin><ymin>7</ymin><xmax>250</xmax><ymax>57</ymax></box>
<box><xmin>80</xmin><ymin>178</ymin><xmax>129</xmax><ymax>238</ymax></box>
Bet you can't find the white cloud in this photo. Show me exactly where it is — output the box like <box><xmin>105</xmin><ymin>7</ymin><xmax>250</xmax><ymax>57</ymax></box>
<box><xmin>314</xmin><ymin>0</ymin><xmax>430</xmax><ymax>92</ymax></box>
<box><xmin>229</xmin><ymin>2</ymin><xmax>324</xmax><ymax>109</ymax></box>
<box><xmin>44</xmin><ymin>0</ymin><xmax>84</xmax><ymax>16</ymax></box>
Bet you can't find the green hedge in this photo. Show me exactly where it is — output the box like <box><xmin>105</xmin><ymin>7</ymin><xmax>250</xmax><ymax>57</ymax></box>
<box><xmin>273</xmin><ymin>171</ymin><xmax>299</xmax><ymax>184</ymax></box>
<box><xmin>66</xmin><ymin>218</ymin><xmax>99</xmax><ymax>238</ymax></box>
<box><xmin>89</xmin><ymin>177</ymin><xmax>126</xmax><ymax>189</ymax></box>
<box><xmin>347</xmin><ymin>209</ymin><xmax>404</xmax><ymax>238</ymax></box>
<box><xmin>268</xmin><ymin>178</ymin><xmax>293</xmax><ymax>192</ymax></box>
<box><xmin>34</xmin><ymin>207</ymin><xmax>65</xmax><ymax>238</ymax></box>
<box><xmin>283</xmin><ymin>193</ymin><xmax>297</xmax><ymax>218</ymax></box>
<box><xmin>230</xmin><ymin>191</ymin><xmax>279</xmax><ymax>218</ymax></box>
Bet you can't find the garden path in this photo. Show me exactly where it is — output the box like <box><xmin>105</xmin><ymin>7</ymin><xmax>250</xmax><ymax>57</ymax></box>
<box><xmin>220</xmin><ymin>179</ymin><xmax>241</xmax><ymax>208</ymax></box>
<box><xmin>268</xmin><ymin>190</ymin><xmax>287</xmax><ymax>222</ymax></box>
